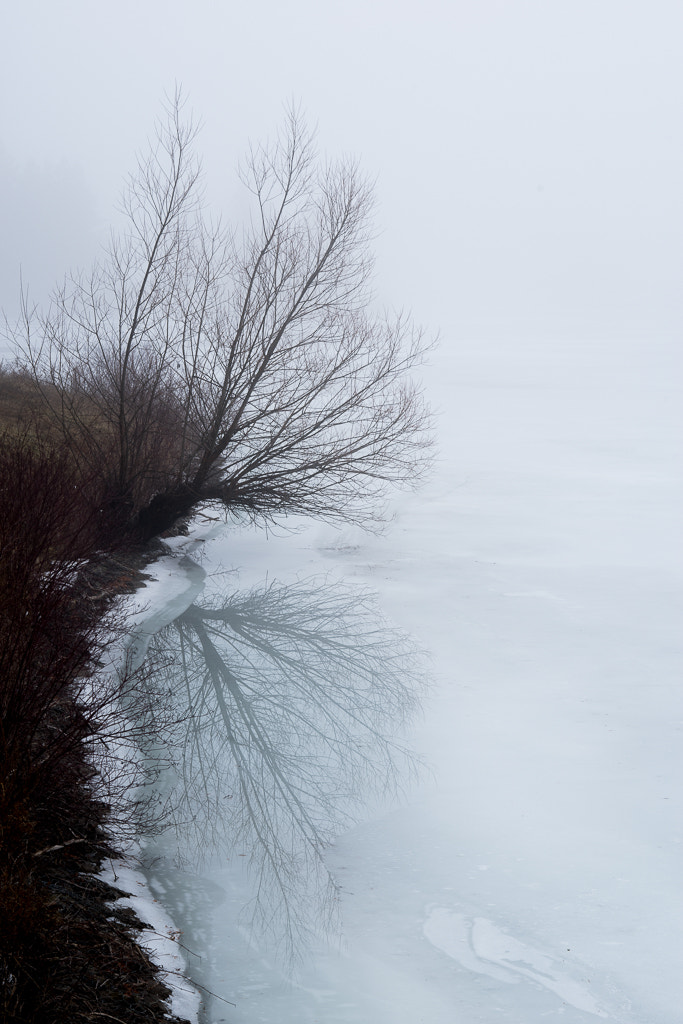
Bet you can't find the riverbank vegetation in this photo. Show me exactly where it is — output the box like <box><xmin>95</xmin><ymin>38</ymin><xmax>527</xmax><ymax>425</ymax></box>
<box><xmin>1</xmin><ymin>95</ymin><xmax>431</xmax><ymax>1020</ymax></box>
<box><xmin>7</xmin><ymin>93</ymin><xmax>431</xmax><ymax>541</ymax></box>
<box><xmin>0</xmin><ymin>428</ymin><xmax>191</xmax><ymax>1022</ymax></box>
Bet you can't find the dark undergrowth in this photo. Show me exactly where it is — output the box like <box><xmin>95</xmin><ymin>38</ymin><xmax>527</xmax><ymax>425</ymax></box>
<box><xmin>0</xmin><ymin>424</ymin><xmax>192</xmax><ymax>1023</ymax></box>
<box><xmin>0</xmin><ymin>754</ymin><xmax>182</xmax><ymax>1023</ymax></box>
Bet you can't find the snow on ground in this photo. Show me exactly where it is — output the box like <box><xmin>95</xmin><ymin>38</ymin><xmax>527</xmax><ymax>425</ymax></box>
<box><xmin>139</xmin><ymin>333</ymin><xmax>681</xmax><ymax>1022</ymax></box>
<box><xmin>99</xmin><ymin>856</ymin><xmax>203</xmax><ymax>1024</ymax></box>
<box><xmin>96</xmin><ymin>519</ymin><xmax>229</xmax><ymax>1024</ymax></box>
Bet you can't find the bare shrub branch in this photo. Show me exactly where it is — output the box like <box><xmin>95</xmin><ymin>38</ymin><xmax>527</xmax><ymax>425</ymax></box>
<box><xmin>7</xmin><ymin>98</ymin><xmax>433</xmax><ymax>539</ymax></box>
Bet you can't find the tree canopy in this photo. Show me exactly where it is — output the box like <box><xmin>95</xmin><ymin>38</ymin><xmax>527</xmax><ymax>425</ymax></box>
<box><xmin>11</xmin><ymin>97</ymin><xmax>432</xmax><ymax>540</ymax></box>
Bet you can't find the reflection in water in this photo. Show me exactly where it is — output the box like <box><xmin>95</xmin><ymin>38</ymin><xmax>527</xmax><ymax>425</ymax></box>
<box><xmin>140</xmin><ymin>575</ymin><xmax>426</xmax><ymax>955</ymax></box>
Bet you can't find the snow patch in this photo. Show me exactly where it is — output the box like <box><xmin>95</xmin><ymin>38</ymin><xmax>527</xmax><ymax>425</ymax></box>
<box><xmin>100</xmin><ymin>854</ymin><xmax>202</xmax><ymax>1023</ymax></box>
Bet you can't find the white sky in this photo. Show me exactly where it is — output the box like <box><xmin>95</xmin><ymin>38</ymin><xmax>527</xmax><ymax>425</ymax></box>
<box><xmin>2</xmin><ymin>0</ymin><xmax>682</xmax><ymax>346</ymax></box>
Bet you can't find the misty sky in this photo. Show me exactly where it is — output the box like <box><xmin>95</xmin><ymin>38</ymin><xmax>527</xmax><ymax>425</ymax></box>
<box><xmin>2</xmin><ymin>1</ymin><xmax>682</xmax><ymax>351</ymax></box>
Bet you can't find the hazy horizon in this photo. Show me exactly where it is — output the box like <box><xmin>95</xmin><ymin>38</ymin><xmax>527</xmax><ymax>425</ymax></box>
<box><xmin>3</xmin><ymin>1</ymin><xmax>682</xmax><ymax>353</ymax></box>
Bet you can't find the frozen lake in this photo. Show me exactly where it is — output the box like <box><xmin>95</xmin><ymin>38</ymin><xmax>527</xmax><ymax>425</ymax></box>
<box><xmin>136</xmin><ymin>332</ymin><xmax>682</xmax><ymax>1023</ymax></box>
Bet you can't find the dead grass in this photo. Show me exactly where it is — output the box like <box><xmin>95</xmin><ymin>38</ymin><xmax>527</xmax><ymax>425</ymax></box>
<box><xmin>0</xmin><ymin>365</ymin><xmax>59</xmax><ymax>440</ymax></box>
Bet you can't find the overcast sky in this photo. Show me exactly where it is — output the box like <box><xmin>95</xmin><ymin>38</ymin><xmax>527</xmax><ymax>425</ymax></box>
<box><xmin>2</xmin><ymin>1</ymin><xmax>682</xmax><ymax>351</ymax></box>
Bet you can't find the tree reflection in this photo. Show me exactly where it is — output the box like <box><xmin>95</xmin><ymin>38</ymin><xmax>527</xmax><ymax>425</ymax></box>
<box><xmin>142</xmin><ymin>575</ymin><xmax>426</xmax><ymax>954</ymax></box>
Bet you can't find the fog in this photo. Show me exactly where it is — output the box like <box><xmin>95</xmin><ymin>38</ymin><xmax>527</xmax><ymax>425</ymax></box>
<box><xmin>2</xmin><ymin>4</ymin><xmax>682</xmax><ymax>1022</ymax></box>
<box><xmin>2</xmin><ymin>2</ymin><xmax>682</xmax><ymax>343</ymax></box>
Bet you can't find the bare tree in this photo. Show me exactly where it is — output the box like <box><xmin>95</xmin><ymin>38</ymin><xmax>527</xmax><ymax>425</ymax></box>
<box><xmin>11</xmin><ymin>94</ymin><xmax>432</xmax><ymax>538</ymax></box>
<box><xmin>139</xmin><ymin>576</ymin><xmax>426</xmax><ymax>957</ymax></box>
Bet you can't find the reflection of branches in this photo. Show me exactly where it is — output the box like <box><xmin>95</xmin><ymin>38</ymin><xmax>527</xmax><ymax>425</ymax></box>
<box><xmin>143</xmin><ymin>577</ymin><xmax>426</xmax><ymax>955</ymax></box>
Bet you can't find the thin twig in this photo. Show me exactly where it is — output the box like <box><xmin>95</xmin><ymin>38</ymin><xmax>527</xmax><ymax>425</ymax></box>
<box><xmin>32</xmin><ymin>837</ymin><xmax>87</xmax><ymax>857</ymax></box>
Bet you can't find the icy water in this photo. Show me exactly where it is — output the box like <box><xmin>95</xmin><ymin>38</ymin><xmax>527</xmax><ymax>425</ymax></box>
<box><xmin>134</xmin><ymin>334</ymin><xmax>682</xmax><ymax>1023</ymax></box>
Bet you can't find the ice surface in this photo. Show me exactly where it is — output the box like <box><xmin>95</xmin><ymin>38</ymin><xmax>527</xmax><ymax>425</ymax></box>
<box><xmin>423</xmin><ymin>908</ymin><xmax>608</xmax><ymax>1016</ymax></box>
<box><xmin>138</xmin><ymin>334</ymin><xmax>682</xmax><ymax>1023</ymax></box>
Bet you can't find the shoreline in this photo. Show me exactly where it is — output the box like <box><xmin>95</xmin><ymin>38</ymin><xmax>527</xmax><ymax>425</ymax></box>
<box><xmin>92</xmin><ymin>523</ymin><xmax>228</xmax><ymax>1023</ymax></box>
<box><xmin>1</xmin><ymin>525</ymin><xmax>214</xmax><ymax>1023</ymax></box>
